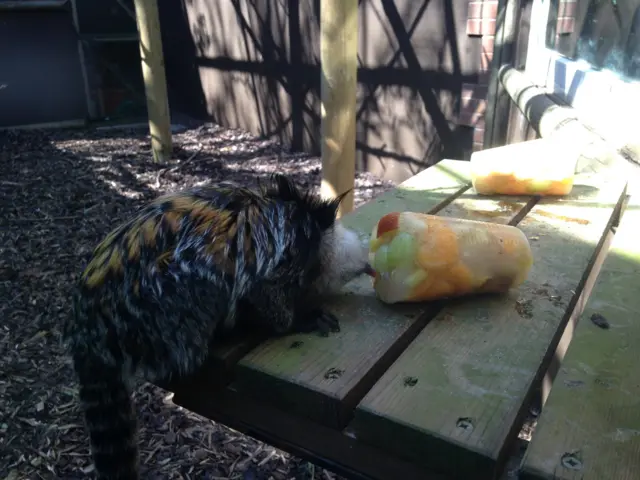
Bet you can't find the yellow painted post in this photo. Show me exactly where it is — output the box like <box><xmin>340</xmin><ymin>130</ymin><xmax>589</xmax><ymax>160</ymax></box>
<box><xmin>132</xmin><ymin>0</ymin><xmax>173</xmax><ymax>163</ymax></box>
<box><xmin>320</xmin><ymin>0</ymin><xmax>358</xmax><ymax>218</ymax></box>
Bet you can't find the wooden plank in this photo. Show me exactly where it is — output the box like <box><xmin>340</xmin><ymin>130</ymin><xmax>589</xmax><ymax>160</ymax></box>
<box><xmin>320</xmin><ymin>0</ymin><xmax>358</xmax><ymax>217</ymax></box>
<box><xmin>346</xmin><ymin>175</ymin><xmax>627</xmax><ymax>480</ymax></box>
<box><xmin>159</xmin><ymin>331</ymin><xmax>266</xmax><ymax>394</ymax></box>
<box><xmin>171</xmin><ymin>386</ymin><xmax>447</xmax><ymax>480</ymax></box>
<box><xmin>229</xmin><ymin>160</ymin><xmax>535</xmax><ymax>429</ymax></box>
<box><xmin>520</xmin><ymin>197</ymin><xmax>640</xmax><ymax>480</ymax></box>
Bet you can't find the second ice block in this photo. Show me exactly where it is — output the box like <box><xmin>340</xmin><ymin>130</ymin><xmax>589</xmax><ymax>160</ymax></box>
<box><xmin>470</xmin><ymin>138</ymin><xmax>578</xmax><ymax>196</ymax></box>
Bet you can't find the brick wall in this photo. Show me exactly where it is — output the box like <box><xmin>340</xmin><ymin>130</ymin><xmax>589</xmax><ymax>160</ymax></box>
<box><xmin>555</xmin><ymin>0</ymin><xmax>576</xmax><ymax>38</ymax></box>
<box><xmin>461</xmin><ymin>0</ymin><xmax>498</xmax><ymax>152</ymax></box>
<box><xmin>459</xmin><ymin>0</ymin><xmax>576</xmax><ymax>151</ymax></box>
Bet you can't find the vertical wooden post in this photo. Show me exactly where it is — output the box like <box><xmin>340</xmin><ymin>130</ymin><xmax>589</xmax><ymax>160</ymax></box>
<box><xmin>320</xmin><ymin>0</ymin><xmax>358</xmax><ymax>218</ymax></box>
<box><xmin>133</xmin><ymin>0</ymin><xmax>173</xmax><ymax>163</ymax></box>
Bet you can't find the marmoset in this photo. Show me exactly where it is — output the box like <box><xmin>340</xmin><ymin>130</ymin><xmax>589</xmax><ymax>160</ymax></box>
<box><xmin>62</xmin><ymin>174</ymin><xmax>374</xmax><ymax>480</ymax></box>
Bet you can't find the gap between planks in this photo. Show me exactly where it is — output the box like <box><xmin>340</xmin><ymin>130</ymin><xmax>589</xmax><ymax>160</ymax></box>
<box><xmin>529</xmin><ymin>188</ymin><xmax>629</xmax><ymax>413</ymax></box>
<box><xmin>512</xmin><ymin>189</ymin><xmax>627</xmax><ymax>418</ymax></box>
<box><xmin>498</xmin><ymin>217</ymin><xmax>619</xmax><ymax>480</ymax></box>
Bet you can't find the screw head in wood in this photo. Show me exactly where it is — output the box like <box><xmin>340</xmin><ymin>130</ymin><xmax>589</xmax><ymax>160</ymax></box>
<box><xmin>456</xmin><ymin>417</ymin><xmax>474</xmax><ymax>432</ymax></box>
<box><xmin>403</xmin><ymin>376</ymin><xmax>418</xmax><ymax>387</ymax></box>
<box><xmin>561</xmin><ymin>451</ymin><xmax>583</xmax><ymax>470</ymax></box>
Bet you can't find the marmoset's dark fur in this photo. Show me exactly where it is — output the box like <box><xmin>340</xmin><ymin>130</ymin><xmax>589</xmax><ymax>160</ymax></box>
<box><xmin>62</xmin><ymin>174</ymin><xmax>373</xmax><ymax>480</ymax></box>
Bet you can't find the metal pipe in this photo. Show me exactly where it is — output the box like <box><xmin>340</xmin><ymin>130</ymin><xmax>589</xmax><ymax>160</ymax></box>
<box><xmin>498</xmin><ymin>65</ymin><xmax>630</xmax><ymax>176</ymax></box>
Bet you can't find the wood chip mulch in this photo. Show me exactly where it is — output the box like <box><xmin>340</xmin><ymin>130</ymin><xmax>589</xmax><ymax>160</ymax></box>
<box><xmin>0</xmin><ymin>122</ymin><xmax>396</xmax><ymax>480</ymax></box>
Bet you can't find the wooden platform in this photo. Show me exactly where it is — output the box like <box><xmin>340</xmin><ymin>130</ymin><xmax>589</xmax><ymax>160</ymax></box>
<box><xmin>164</xmin><ymin>159</ymin><xmax>630</xmax><ymax>480</ymax></box>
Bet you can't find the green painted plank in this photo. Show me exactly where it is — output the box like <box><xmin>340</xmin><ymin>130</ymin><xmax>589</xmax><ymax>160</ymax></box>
<box><xmin>520</xmin><ymin>197</ymin><xmax>640</xmax><ymax>480</ymax></box>
<box><xmin>230</xmin><ymin>160</ymin><xmax>535</xmax><ymax>429</ymax></box>
<box><xmin>346</xmin><ymin>175</ymin><xmax>627</xmax><ymax>479</ymax></box>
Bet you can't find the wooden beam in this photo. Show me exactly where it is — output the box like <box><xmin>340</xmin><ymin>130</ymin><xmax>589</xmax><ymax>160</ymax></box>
<box><xmin>320</xmin><ymin>0</ymin><xmax>358</xmax><ymax>218</ymax></box>
<box><xmin>172</xmin><ymin>387</ymin><xmax>448</xmax><ymax>480</ymax></box>
<box><xmin>132</xmin><ymin>0</ymin><xmax>172</xmax><ymax>163</ymax></box>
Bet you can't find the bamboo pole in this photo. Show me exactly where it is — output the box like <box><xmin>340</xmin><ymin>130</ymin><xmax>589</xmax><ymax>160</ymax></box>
<box><xmin>133</xmin><ymin>0</ymin><xmax>172</xmax><ymax>163</ymax></box>
<box><xmin>320</xmin><ymin>0</ymin><xmax>358</xmax><ymax>218</ymax></box>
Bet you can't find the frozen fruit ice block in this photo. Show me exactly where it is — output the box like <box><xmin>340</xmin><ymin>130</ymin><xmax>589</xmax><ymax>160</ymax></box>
<box><xmin>369</xmin><ymin>212</ymin><xmax>533</xmax><ymax>304</ymax></box>
<box><xmin>472</xmin><ymin>172</ymin><xmax>574</xmax><ymax>196</ymax></box>
<box><xmin>470</xmin><ymin>138</ymin><xmax>577</xmax><ymax>196</ymax></box>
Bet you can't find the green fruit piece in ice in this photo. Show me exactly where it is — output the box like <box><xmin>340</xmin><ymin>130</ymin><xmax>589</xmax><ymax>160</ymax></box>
<box><xmin>374</xmin><ymin>245</ymin><xmax>390</xmax><ymax>273</ymax></box>
<box><xmin>369</xmin><ymin>230</ymin><xmax>396</xmax><ymax>253</ymax></box>
<box><xmin>387</xmin><ymin>232</ymin><xmax>416</xmax><ymax>267</ymax></box>
<box><xmin>403</xmin><ymin>268</ymin><xmax>429</xmax><ymax>288</ymax></box>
